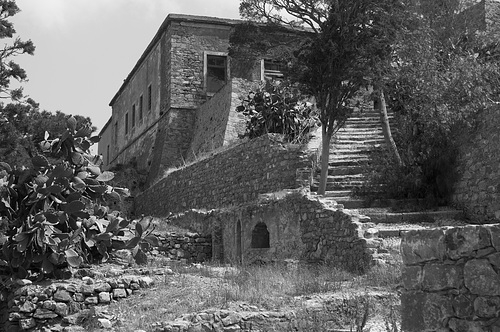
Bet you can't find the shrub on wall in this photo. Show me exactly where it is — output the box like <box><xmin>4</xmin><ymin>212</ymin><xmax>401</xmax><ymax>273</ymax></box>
<box><xmin>236</xmin><ymin>81</ymin><xmax>319</xmax><ymax>143</ymax></box>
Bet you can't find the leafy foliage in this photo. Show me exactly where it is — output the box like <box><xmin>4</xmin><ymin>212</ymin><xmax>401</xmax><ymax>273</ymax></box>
<box><xmin>0</xmin><ymin>116</ymin><xmax>157</xmax><ymax>279</ymax></box>
<box><xmin>0</xmin><ymin>101</ymin><xmax>95</xmax><ymax>168</ymax></box>
<box><xmin>236</xmin><ymin>81</ymin><xmax>319</xmax><ymax>143</ymax></box>
<box><xmin>0</xmin><ymin>0</ymin><xmax>35</xmax><ymax>100</ymax></box>
<box><xmin>358</xmin><ymin>20</ymin><xmax>500</xmax><ymax>204</ymax></box>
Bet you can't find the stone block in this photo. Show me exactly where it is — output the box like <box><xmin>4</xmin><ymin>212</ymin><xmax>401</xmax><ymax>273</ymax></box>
<box><xmin>98</xmin><ymin>292</ymin><xmax>111</xmax><ymax>303</ymax></box>
<box><xmin>448</xmin><ymin>318</ymin><xmax>487</xmax><ymax>332</ymax></box>
<box><xmin>474</xmin><ymin>296</ymin><xmax>500</xmax><ymax>318</ymax></box>
<box><xmin>19</xmin><ymin>318</ymin><xmax>36</xmax><ymax>330</ymax></box>
<box><xmin>401</xmin><ymin>229</ymin><xmax>447</xmax><ymax>265</ymax></box>
<box><xmin>113</xmin><ymin>288</ymin><xmax>127</xmax><ymax>298</ymax></box>
<box><xmin>94</xmin><ymin>282</ymin><xmax>112</xmax><ymax>293</ymax></box>
<box><xmin>488</xmin><ymin>225</ymin><xmax>500</xmax><ymax>251</ymax></box>
<box><xmin>464</xmin><ymin>259</ymin><xmax>500</xmax><ymax>295</ymax></box>
<box><xmin>53</xmin><ymin>289</ymin><xmax>72</xmax><ymax>302</ymax></box>
<box><xmin>422</xmin><ymin>264</ymin><xmax>463</xmax><ymax>291</ymax></box>
<box><xmin>55</xmin><ymin>302</ymin><xmax>69</xmax><ymax>316</ymax></box>
<box><xmin>84</xmin><ymin>297</ymin><xmax>98</xmax><ymax>305</ymax></box>
<box><xmin>444</xmin><ymin>226</ymin><xmax>491</xmax><ymax>259</ymax></box>
<box><xmin>401</xmin><ymin>291</ymin><xmax>453</xmax><ymax>332</ymax></box>
<box><xmin>452</xmin><ymin>294</ymin><xmax>475</xmax><ymax>318</ymax></box>
<box><xmin>19</xmin><ymin>301</ymin><xmax>36</xmax><ymax>313</ymax></box>
<box><xmin>33</xmin><ymin>308</ymin><xmax>58</xmax><ymax>319</ymax></box>
<box><xmin>402</xmin><ymin>265</ymin><xmax>423</xmax><ymax>290</ymax></box>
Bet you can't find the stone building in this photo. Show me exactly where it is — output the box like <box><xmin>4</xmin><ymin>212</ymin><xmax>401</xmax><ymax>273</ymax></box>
<box><xmin>97</xmin><ymin>14</ymin><xmax>301</xmax><ymax>183</ymax></box>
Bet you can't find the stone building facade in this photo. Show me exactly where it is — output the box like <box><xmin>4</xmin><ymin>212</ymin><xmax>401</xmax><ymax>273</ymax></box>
<box><xmin>97</xmin><ymin>14</ymin><xmax>300</xmax><ymax>183</ymax></box>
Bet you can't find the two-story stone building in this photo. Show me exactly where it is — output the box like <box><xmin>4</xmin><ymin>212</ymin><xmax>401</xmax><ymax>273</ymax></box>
<box><xmin>98</xmin><ymin>14</ymin><xmax>302</xmax><ymax>184</ymax></box>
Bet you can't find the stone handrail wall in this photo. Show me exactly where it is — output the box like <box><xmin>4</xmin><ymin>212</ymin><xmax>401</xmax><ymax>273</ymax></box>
<box><xmin>401</xmin><ymin>224</ymin><xmax>500</xmax><ymax>332</ymax></box>
<box><xmin>135</xmin><ymin>134</ymin><xmax>315</xmax><ymax>215</ymax></box>
<box><xmin>453</xmin><ymin>106</ymin><xmax>500</xmax><ymax>223</ymax></box>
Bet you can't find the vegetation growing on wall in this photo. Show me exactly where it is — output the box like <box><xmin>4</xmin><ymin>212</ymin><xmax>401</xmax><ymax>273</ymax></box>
<box><xmin>236</xmin><ymin>81</ymin><xmax>319</xmax><ymax>143</ymax></box>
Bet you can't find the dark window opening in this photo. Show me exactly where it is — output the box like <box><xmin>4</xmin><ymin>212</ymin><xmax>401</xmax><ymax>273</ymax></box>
<box><xmin>106</xmin><ymin>145</ymin><xmax>109</xmax><ymax>166</ymax></box>
<box><xmin>206</xmin><ymin>55</ymin><xmax>227</xmax><ymax>94</ymax></box>
<box><xmin>139</xmin><ymin>95</ymin><xmax>143</xmax><ymax>120</ymax></box>
<box><xmin>113</xmin><ymin>121</ymin><xmax>118</xmax><ymax>144</ymax></box>
<box><xmin>132</xmin><ymin>105</ymin><xmax>136</xmax><ymax>128</ymax></box>
<box><xmin>125</xmin><ymin>113</ymin><xmax>129</xmax><ymax>134</ymax></box>
<box><xmin>148</xmin><ymin>85</ymin><xmax>152</xmax><ymax>112</ymax></box>
<box><xmin>251</xmin><ymin>222</ymin><xmax>270</xmax><ymax>249</ymax></box>
<box><xmin>264</xmin><ymin>59</ymin><xmax>285</xmax><ymax>81</ymax></box>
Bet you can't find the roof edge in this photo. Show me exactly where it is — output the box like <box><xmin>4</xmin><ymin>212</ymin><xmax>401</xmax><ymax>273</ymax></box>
<box><xmin>109</xmin><ymin>14</ymin><xmax>242</xmax><ymax>107</ymax></box>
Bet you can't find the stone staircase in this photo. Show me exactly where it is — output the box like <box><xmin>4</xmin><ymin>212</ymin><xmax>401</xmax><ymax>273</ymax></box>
<box><xmin>311</xmin><ymin>107</ymin><xmax>387</xmax><ymax>208</ymax></box>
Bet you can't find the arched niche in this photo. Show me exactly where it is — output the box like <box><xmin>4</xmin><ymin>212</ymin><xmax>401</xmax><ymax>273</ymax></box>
<box><xmin>251</xmin><ymin>222</ymin><xmax>270</xmax><ymax>249</ymax></box>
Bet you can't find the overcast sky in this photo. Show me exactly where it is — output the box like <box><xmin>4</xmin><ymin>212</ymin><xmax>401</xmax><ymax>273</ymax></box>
<box><xmin>10</xmin><ymin>0</ymin><xmax>240</xmax><ymax>134</ymax></box>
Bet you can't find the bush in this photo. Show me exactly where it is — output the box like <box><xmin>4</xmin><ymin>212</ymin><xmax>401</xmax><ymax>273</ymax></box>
<box><xmin>0</xmin><ymin>116</ymin><xmax>157</xmax><ymax>279</ymax></box>
<box><xmin>236</xmin><ymin>81</ymin><xmax>319</xmax><ymax>143</ymax></box>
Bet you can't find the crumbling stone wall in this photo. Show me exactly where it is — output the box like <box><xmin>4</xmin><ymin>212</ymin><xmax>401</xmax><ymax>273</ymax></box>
<box><xmin>166</xmin><ymin>191</ymin><xmax>375</xmax><ymax>273</ymax></box>
<box><xmin>401</xmin><ymin>224</ymin><xmax>500</xmax><ymax>332</ymax></box>
<box><xmin>135</xmin><ymin>134</ymin><xmax>314</xmax><ymax>215</ymax></box>
<box><xmin>2</xmin><ymin>273</ymin><xmax>155</xmax><ymax>331</ymax></box>
<box><xmin>453</xmin><ymin>107</ymin><xmax>500</xmax><ymax>222</ymax></box>
<box><xmin>153</xmin><ymin>231</ymin><xmax>212</xmax><ymax>262</ymax></box>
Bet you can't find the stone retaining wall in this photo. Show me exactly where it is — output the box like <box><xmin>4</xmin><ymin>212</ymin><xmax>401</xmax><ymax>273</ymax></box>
<box><xmin>1</xmin><ymin>272</ymin><xmax>155</xmax><ymax>332</ymax></box>
<box><xmin>135</xmin><ymin>134</ymin><xmax>314</xmax><ymax>215</ymax></box>
<box><xmin>401</xmin><ymin>224</ymin><xmax>500</xmax><ymax>332</ymax></box>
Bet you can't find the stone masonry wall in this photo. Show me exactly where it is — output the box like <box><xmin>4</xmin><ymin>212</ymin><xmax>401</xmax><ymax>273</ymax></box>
<box><xmin>2</xmin><ymin>273</ymin><xmax>155</xmax><ymax>331</ymax></box>
<box><xmin>166</xmin><ymin>191</ymin><xmax>376</xmax><ymax>273</ymax></box>
<box><xmin>401</xmin><ymin>224</ymin><xmax>500</xmax><ymax>332</ymax></box>
<box><xmin>189</xmin><ymin>78</ymin><xmax>257</xmax><ymax>159</ymax></box>
<box><xmin>453</xmin><ymin>107</ymin><xmax>500</xmax><ymax>223</ymax></box>
<box><xmin>135</xmin><ymin>134</ymin><xmax>314</xmax><ymax>215</ymax></box>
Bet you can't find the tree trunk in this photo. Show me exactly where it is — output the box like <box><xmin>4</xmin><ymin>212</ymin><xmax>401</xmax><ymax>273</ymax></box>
<box><xmin>317</xmin><ymin>124</ymin><xmax>333</xmax><ymax>195</ymax></box>
<box><xmin>374</xmin><ymin>86</ymin><xmax>403</xmax><ymax>166</ymax></box>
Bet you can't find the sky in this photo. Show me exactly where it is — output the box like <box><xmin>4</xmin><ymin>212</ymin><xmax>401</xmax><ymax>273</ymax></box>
<box><xmin>10</xmin><ymin>0</ymin><xmax>241</xmax><ymax>134</ymax></box>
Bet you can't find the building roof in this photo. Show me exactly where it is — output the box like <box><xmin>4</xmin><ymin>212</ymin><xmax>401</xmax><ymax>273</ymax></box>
<box><xmin>109</xmin><ymin>14</ymin><xmax>241</xmax><ymax>106</ymax></box>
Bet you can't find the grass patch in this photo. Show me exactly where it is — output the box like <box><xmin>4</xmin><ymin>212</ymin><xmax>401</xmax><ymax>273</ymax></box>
<box><xmin>107</xmin><ymin>259</ymin><xmax>402</xmax><ymax>331</ymax></box>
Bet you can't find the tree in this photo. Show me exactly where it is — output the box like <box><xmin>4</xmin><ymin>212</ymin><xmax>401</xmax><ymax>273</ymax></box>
<box><xmin>239</xmin><ymin>0</ymin><xmax>406</xmax><ymax>195</ymax></box>
<box><xmin>0</xmin><ymin>0</ymin><xmax>35</xmax><ymax>101</ymax></box>
<box><xmin>0</xmin><ymin>101</ymin><xmax>95</xmax><ymax>168</ymax></box>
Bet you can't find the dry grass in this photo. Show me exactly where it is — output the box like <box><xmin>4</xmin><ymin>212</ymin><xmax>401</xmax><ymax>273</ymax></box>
<box><xmin>105</xmin><ymin>257</ymin><xmax>402</xmax><ymax>332</ymax></box>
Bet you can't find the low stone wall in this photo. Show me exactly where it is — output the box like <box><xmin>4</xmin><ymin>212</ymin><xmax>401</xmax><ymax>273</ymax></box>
<box><xmin>153</xmin><ymin>231</ymin><xmax>212</xmax><ymax>262</ymax></box>
<box><xmin>1</xmin><ymin>272</ymin><xmax>155</xmax><ymax>331</ymax></box>
<box><xmin>401</xmin><ymin>224</ymin><xmax>500</xmax><ymax>332</ymax></box>
<box><xmin>453</xmin><ymin>106</ymin><xmax>500</xmax><ymax>223</ymax></box>
<box><xmin>135</xmin><ymin>134</ymin><xmax>314</xmax><ymax>215</ymax></box>
<box><xmin>152</xmin><ymin>308</ymin><xmax>296</xmax><ymax>332</ymax></box>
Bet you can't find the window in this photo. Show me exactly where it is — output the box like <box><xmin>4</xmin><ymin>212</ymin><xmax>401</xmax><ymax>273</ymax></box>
<box><xmin>251</xmin><ymin>222</ymin><xmax>270</xmax><ymax>249</ymax></box>
<box><xmin>148</xmin><ymin>85</ymin><xmax>152</xmax><ymax>112</ymax></box>
<box><xmin>262</xmin><ymin>59</ymin><xmax>285</xmax><ymax>81</ymax></box>
<box><xmin>204</xmin><ymin>52</ymin><xmax>228</xmax><ymax>94</ymax></box>
<box><xmin>139</xmin><ymin>95</ymin><xmax>143</xmax><ymax>120</ymax></box>
<box><xmin>132</xmin><ymin>105</ymin><xmax>136</xmax><ymax>128</ymax></box>
<box><xmin>114</xmin><ymin>121</ymin><xmax>118</xmax><ymax>144</ymax></box>
<box><xmin>125</xmin><ymin>113</ymin><xmax>129</xmax><ymax>134</ymax></box>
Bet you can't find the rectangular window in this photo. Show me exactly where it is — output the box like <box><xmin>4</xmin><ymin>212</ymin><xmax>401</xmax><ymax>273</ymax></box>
<box><xmin>114</xmin><ymin>121</ymin><xmax>118</xmax><ymax>144</ymax></box>
<box><xmin>125</xmin><ymin>113</ymin><xmax>129</xmax><ymax>134</ymax></box>
<box><xmin>148</xmin><ymin>85</ymin><xmax>152</xmax><ymax>112</ymax></box>
<box><xmin>262</xmin><ymin>59</ymin><xmax>285</xmax><ymax>81</ymax></box>
<box><xmin>139</xmin><ymin>95</ymin><xmax>143</xmax><ymax>120</ymax></box>
<box><xmin>205</xmin><ymin>53</ymin><xmax>228</xmax><ymax>94</ymax></box>
<box><xmin>132</xmin><ymin>105</ymin><xmax>136</xmax><ymax>128</ymax></box>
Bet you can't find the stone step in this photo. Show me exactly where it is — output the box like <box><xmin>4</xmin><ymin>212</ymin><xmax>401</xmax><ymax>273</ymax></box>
<box><xmin>334</xmin><ymin>139</ymin><xmax>385</xmax><ymax>146</ymax></box>
<box><xmin>352</xmin><ymin>208</ymin><xmax>465</xmax><ymax>224</ymax></box>
<box><xmin>327</xmin><ymin>165</ymin><xmax>365</xmax><ymax>176</ymax></box>
<box><xmin>311</xmin><ymin>181</ymin><xmax>364</xmax><ymax>191</ymax></box>
<box><xmin>334</xmin><ymin>135</ymin><xmax>385</xmax><ymax>142</ymax></box>
<box><xmin>328</xmin><ymin>155</ymin><xmax>371</xmax><ymax>163</ymax></box>
<box><xmin>328</xmin><ymin>159</ymin><xmax>370</xmax><ymax>167</ymax></box>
